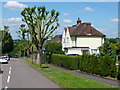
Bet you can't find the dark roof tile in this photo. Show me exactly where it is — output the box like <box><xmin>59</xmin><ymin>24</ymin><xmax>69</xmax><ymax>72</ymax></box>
<box><xmin>67</xmin><ymin>22</ymin><xmax>105</xmax><ymax>37</ymax></box>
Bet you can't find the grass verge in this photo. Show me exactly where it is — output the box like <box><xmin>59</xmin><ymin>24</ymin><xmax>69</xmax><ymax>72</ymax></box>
<box><xmin>44</xmin><ymin>72</ymin><xmax>117</xmax><ymax>88</ymax></box>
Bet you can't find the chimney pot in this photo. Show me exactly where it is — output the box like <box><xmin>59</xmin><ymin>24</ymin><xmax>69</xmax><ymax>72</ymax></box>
<box><xmin>77</xmin><ymin>18</ymin><xmax>81</xmax><ymax>25</ymax></box>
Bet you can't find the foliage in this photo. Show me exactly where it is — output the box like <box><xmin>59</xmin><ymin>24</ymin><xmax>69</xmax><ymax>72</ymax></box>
<box><xmin>0</xmin><ymin>26</ymin><xmax>13</xmax><ymax>54</ymax></box>
<box><xmin>21</xmin><ymin>6</ymin><xmax>60</xmax><ymax>50</ymax></box>
<box><xmin>17</xmin><ymin>24</ymin><xmax>29</xmax><ymax>41</ymax></box>
<box><xmin>21</xmin><ymin>6</ymin><xmax>60</xmax><ymax>65</ymax></box>
<box><xmin>99</xmin><ymin>39</ymin><xmax>112</xmax><ymax>56</ymax></box>
<box><xmin>98</xmin><ymin>55</ymin><xmax>112</xmax><ymax>76</ymax></box>
<box><xmin>44</xmin><ymin>42</ymin><xmax>64</xmax><ymax>54</ymax></box>
<box><xmin>51</xmin><ymin>54</ymin><xmax>79</xmax><ymax>70</ymax></box>
<box><xmin>48</xmin><ymin>54</ymin><xmax>119</xmax><ymax>80</ymax></box>
<box><xmin>106</xmin><ymin>38</ymin><xmax>118</xmax><ymax>44</ymax></box>
<box><xmin>99</xmin><ymin>38</ymin><xmax>118</xmax><ymax>59</ymax></box>
<box><xmin>24</xmin><ymin>58</ymin><xmax>114</xmax><ymax>88</ymax></box>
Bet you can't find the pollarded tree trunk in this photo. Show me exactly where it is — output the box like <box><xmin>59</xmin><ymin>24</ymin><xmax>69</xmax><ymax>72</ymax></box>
<box><xmin>36</xmin><ymin>46</ymin><xmax>42</xmax><ymax>68</ymax></box>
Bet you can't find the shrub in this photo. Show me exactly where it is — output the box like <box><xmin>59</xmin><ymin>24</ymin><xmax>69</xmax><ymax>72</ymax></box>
<box><xmin>44</xmin><ymin>42</ymin><xmax>64</xmax><ymax>54</ymax></box>
<box><xmin>98</xmin><ymin>55</ymin><xmax>112</xmax><ymax>76</ymax></box>
<box><xmin>51</xmin><ymin>54</ymin><xmax>79</xmax><ymax>70</ymax></box>
<box><xmin>49</xmin><ymin>54</ymin><xmax>118</xmax><ymax>80</ymax></box>
<box><xmin>110</xmin><ymin>59</ymin><xmax>117</xmax><ymax>78</ymax></box>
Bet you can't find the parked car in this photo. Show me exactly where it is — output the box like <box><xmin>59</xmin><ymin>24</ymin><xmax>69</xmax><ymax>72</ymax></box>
<box><xmin>4</xmin><ymin>56</ymin><xmax>10</xmax><ymax>61</ymax></box>
<box><xmin>67</xmin><ymin>54</ymin><xmax>81</xmax><ymax>56</ymax></box>
<box><xmin>0</xmin><ymin>56</ymin><xmax>9</xmax><ymax>64</ymax></box>
<box><xmin>14</xmin><ymin>55</ymin><xmax>18</xmax><ymax>58</ymax></box>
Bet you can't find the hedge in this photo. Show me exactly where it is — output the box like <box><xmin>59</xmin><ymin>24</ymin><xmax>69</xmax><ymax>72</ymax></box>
<box><xmin>51</xmin><ymin>54</ymin><xmax>80</xmax><ymax>70</ymax></box>
<box><xmin>47</xmin><ymin>54</ymin><xmax>120</xmax><ymax>80</ymax></box>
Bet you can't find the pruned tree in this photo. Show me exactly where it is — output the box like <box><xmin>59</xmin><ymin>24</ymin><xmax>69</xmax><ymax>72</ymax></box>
<box><xmin>17</xmin><ymin>24</ymin><xmax>31</xmax><ymax>57</ymax></box>
<box><xmin>21</xmin><ymin>6</ymin><xmax>60</xmax><ymax>67</ymax></box>
<box><xmin>17</xmin><ymin>24</ymin><xmax>27</xmax><ymax>41</ymax></box>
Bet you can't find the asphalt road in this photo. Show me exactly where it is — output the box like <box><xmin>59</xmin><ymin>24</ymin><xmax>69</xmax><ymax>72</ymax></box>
<box><xmin>1</xmin><ymin>58</ymin><xmax>60</xmax><ymax>89</ymax></box>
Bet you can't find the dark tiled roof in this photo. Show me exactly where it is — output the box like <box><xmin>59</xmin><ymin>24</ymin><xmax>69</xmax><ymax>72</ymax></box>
<box><xmin>48</xmin><ymin>35</ymin><xmax>62</xmax><ymax>43</ymax></box>
<box><xmin>67</xmin><ymin>22</ymin><xmax>105</xmax><ymax>37</ymax></box>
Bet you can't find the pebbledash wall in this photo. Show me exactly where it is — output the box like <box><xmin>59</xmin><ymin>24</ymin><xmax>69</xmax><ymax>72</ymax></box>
<box><xmin>62</xmin><ymin>28</ymin><xmax>105</xmax><ymax>55</ymax></box>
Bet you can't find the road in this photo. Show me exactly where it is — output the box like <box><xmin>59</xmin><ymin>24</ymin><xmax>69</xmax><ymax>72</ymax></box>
<box><xmin>1</xmin><ymin>58</ymin><xmax>60</xmax><ymax>89</ymax></box>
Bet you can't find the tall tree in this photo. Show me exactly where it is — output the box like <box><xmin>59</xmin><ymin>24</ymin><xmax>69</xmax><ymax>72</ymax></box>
<box><xmin>17</xmin><ymin>24</ymin><xmax>31</xmax><ymax>57</ymax></box>
<box><xmin>1</xmin><ymin>26</ymin><xmax>13</xmax><ymax>54</ymax></box>
<box><xmin>21</xmin><ymin>6</ymin><xmax>60</xmax><ymax>66</ymax></box>
<box><xmin>99</xmin><ymin>39</ymin><xmax>112</xmax><ymax>56</ymax></box>
<box><xmin>17</xmin><ymin>24</ymin><xmax>27</xmax><ymax>41</ymax></box>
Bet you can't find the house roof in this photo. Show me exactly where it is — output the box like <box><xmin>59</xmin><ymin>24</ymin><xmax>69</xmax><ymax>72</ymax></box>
<box><xmin>65</xmin><ymin>19</ymin><xmax>106</xmax><ymax>37</ymax></box>
<box><xmin>47</xmin><ymin>35</ymin><xmax>62</xmax><ymax>43</ymax></box>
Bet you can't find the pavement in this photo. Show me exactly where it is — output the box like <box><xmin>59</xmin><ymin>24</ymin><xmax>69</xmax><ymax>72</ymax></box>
<box><xmin>1</xmin><ymin>58</ymin><xmax>60</xmax><ymax>89</ymax></box>
<box><xmin>48</xmin><ymin>64</ymin><xmax>120</xmax><ymax>87</ymax></box>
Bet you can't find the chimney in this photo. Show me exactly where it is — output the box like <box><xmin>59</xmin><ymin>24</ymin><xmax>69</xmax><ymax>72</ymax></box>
<box><xmin>77</xmin><ymin>18</ymin><xmax>81</xmax><ymax>25</ymax></box>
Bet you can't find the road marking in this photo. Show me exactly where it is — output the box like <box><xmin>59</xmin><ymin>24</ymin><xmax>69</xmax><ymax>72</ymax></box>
<box><xmin>4</xmin><ymin>86</ymin><xmax>8</xmax><ymax>90</ymax></box>
<box><xmin>9</xmin><ymin>67</ymin><xmax>11</xmax><ymax>70</ymax></box>
<box><xmin>7</xmin><ymin>75</ymin><xmax>10</xmax><ymax>83</ymax></box>
<box><xmin>9</xmin><ymin>70</ymin><xmax>11</xmax><ymax>75</ymax></box>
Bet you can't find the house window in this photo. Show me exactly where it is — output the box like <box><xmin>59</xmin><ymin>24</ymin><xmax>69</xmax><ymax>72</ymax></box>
<box><xmin>91</xmin><ymin>49</ymin><xmax>97</xmax><ymax>54</ymax></box>
<box><xmin>82</xmin><ymin>50</ymin><xmax>89</xmax><ymax>54</ymax></box>
<box><xmin>67</xmin><ymin>37</ymin><xmax>69</xmax><ymax>43</ymax></box>
<box><xmin>64</xmin><ymin>48</ymin><xmax>68</xmax><ymax>53</ymax></box>
<box><xmin>63</xmin><ymin>38</ymin><xmax>65</xmax><ymax>43</ymax></box>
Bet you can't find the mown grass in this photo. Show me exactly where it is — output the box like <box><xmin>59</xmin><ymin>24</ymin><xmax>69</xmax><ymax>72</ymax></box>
<box><xmin>44</xmin><ymin>72</ymin><xmax>117</xmax><ymax>89</ymax></box>
<box><xmin>22</xmin><ymin>57</ymin><xmax>118</xmax><ymax>88</ymax></box>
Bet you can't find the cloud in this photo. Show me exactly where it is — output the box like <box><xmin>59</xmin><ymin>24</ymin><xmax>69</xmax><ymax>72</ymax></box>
<box><xmin>7</xmin><ymin>17</ymin><xmax>22</xmax><ymax>22</ymax></box>
<box><xmin>63</xmin><ymin>19</ymin><xmax>72</xmax><ymax>23</ymax></box>
<box><xmin>63</xmin><ymin>13</ymin><xmax>69</xmax><ymax>17</ymax></box>
<box><xmin>84</xmin><ymin>7</ymin><xmax>94</xmax><ymax>12</ymax></box>
<box><xmin>4</xmin><ymin>1</ymin><xmax>28</xmax><ymax>10</ymax></box>
<box><xmin>110</xmin><ymin>18</ymin><xmax>119</xmax><ymax>22</ymax></box>
<box><xmin>2</xmin><ymin>17</ymin><xmax>25</xmax><ymax>28</ymax></box>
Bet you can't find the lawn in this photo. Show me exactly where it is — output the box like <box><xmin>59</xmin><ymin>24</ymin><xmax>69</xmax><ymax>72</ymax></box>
<box><xmin>44</xmin><ymin>72</ymin><xmax>117</xmax><ymax>89</ymax></box>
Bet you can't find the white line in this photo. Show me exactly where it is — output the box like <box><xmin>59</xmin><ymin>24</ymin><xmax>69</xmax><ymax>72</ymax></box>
<box><xmin>9</xmin><ymin>70</ymin><xmax>11</xmax><ymax>75</ymax></box>
<box><xmin>9</xmin><ymin>67</ymin><xmax>11</xmax><ymax>70</ymax></box>
<box><xmin>7</xmin><ymin>75</ymin><xmax>10</xmax><ymax>83</ymax></box>
<box><xmin>4</xmin><ymin>86</ymin><xmax>8</xmax><ymax>90</ymax></box>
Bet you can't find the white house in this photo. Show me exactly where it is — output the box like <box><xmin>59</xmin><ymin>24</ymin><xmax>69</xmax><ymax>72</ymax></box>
<box><xmin>62</xmin><ymin>18</ymin><xmax>106</xmax><ymax>55</ymax></box>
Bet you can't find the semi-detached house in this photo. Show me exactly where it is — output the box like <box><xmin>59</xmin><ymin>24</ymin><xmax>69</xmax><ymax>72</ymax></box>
<box><xmin>62</xmin><ymin>18</ymin><xmax>106</xmax><ymax>55</ymax></box>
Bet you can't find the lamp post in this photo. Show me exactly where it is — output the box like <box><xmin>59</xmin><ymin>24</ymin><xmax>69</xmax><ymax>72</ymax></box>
<box><xmin>116</xmin><ymin>55</ymin><xmax>120</xmax><ymax>79</ymax></box>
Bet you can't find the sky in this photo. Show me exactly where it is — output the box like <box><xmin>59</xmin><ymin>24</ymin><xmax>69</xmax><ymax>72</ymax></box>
<box><xmin>0</xmin><ymin>1</ymin><xmax>119</xmax><ymax>39</ymax></box>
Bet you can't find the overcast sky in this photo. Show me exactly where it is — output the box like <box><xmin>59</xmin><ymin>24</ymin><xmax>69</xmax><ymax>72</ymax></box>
<box><xmin>0</xmin><ymin>1</ymin><xmax>119</xmax><ymax>39</ymax></box>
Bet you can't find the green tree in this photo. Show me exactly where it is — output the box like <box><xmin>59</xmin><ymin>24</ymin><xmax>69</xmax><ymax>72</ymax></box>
<box><xmin>1</xmin><ymin>26</ymin><xmax>13</xmax><ymax>54</ymax></box>
<box><xmin>21</xmin><ymin>6</ymin><xmax>60</xmax><ymax>66</ymax></box>
<box><xmin>44</xmin><ymin>42</ymin><xmax>64</xmax><ymax>54</ymax></box>
<box><xmin>99</xmin><ymin>39</ymin><xmax>112</xmax><ymax>57</ymax></box>
<box><xmin>16</xmin><ymin>24</ymin><xmax>31</xmax><ymax>57</ymax></box>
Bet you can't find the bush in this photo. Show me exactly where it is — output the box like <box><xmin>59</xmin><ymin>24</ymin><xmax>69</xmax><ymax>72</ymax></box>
<box><xmin>49</xmin><ymin>54</ymin><xmax>118</xmax><ymax>80</ymax></box>
<box><xmin>51</xmin><ymin>54</ymin><xmax>79</xmax><ymax>70</ymax></box>
<box><xmin>44</xmin><ymin>42</ymin><xmax>64</xmax><ymax>54</ymax></box>
<box><xmin>110</xmin><ymin>59</ymin><xmax>117</xmax><ymax>78</ymax></box>
<box><xmin>98</xmin><ymin>55</ymin><xmax>112</xmax><ymax>76</ymax></box>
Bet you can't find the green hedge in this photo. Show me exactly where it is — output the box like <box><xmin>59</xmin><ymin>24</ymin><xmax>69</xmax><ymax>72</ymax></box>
<box><xmin>79</xmin><ymin>54</ymin><xmax>117</xmax><ymax>77</ymax></box>
<box><xmin>51</xmin><ymin>54</ymin><xmax>80</xmax><ymax>70</ymax></box>
<box><xmin>48</xmin><ymin>54</ymin><xmax>119</xmax><ymax>80</ymax></box>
